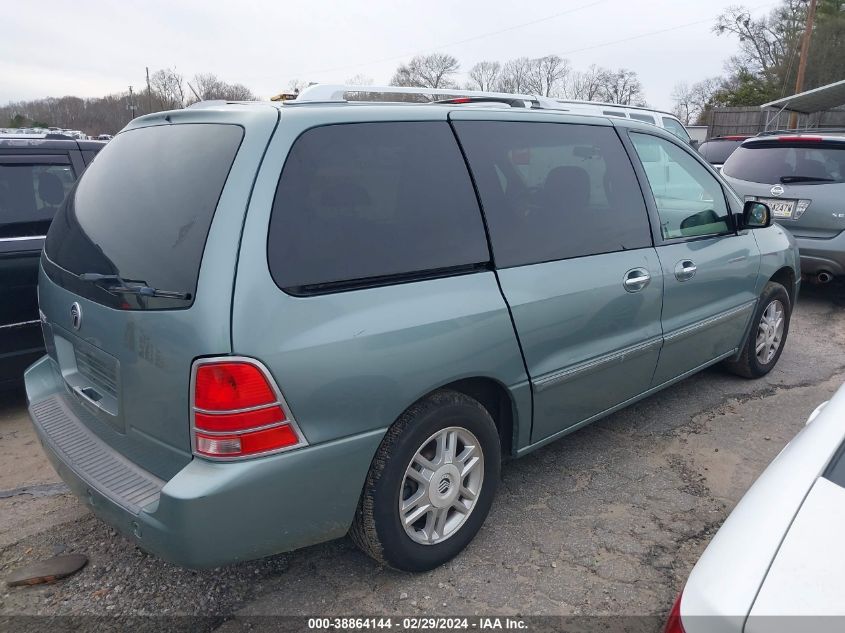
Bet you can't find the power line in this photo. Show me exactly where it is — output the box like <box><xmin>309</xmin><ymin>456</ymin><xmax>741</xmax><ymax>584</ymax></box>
<box><xmin>292</xmin><ymin>0</ymin><xmax>608</xmax><ymax>77</ymax></box>
<box><xmin>558</xmin><ymin>1</ymin><xmax>778</xmax><ymax>57</ymax></box>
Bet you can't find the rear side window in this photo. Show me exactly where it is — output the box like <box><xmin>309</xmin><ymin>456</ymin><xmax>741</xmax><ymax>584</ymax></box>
<box><xmin>722</xmin><ymin>142</ymin><xmax>845</xmax><ymax>184</ymax></box>
<box><xmin>45</xmin><ymin>123</ymin><xmax>243</xmax><ymax>309</ymax></box>
<box><xmin>629</xmin><ymin>113</ymin><xmax>656</xmax><ymax>124</ymax></box>
<box><xmin>0</xmin><ymin>161</ymin><xmax>75</xmax><ymax>238</ymax></box>
<box><xmin>453</xmin><ymin>121</ymin><xmax>651</xmax><ymax>268</ymax></box>
<box><xmin>268</xmin><ymin>122</ymin><xmax>489</xmax><ymax>293</ymax></box>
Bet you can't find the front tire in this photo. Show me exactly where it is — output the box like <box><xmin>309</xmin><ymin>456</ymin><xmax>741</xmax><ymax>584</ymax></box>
<box><xmin>350</xmin><ymin>389</ymin><xmax>500</xmax><ymax>572</ymax></box>
<box><xmin>724</xmin><ymin>281</ymin><xmax>791</xmax><ymax>378</ymax></box>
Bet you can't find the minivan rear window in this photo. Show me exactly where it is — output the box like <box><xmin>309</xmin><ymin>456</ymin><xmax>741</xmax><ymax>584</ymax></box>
<box><xmin>44</xmin><ymin>123</ymin><xmax>243</xmax><ymax>309</ymax></box>
<box><xmin>722</xmin><ymin>142</ymin><xmax>845</xmax><ymax>184</ymax></box>
<box><xmin>268</xmin><ymin>122</ymin><xmax>489</xmax><ymax>294</ymax></box>
<box><xmin>697</xmin><ymin>139</ymin><xmax>745</xmax><ymax>165</ymax></box>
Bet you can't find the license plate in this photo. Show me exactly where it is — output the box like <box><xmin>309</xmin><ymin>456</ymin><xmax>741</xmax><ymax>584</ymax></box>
<box><xmin>759</xmin><ymin>198</ymin><xmax>796</xmax><ymax>218</ymax></box>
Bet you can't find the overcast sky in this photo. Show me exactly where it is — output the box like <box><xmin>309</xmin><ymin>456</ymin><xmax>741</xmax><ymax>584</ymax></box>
<box><xmin>1</xmin><ymin>0</ymin><xmax>776</xmax><ymax>111</ymax></box>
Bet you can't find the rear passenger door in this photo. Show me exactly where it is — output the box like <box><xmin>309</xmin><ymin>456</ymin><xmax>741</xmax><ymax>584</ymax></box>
<box><xmin>627</xmin><ymin>132</ymin><xmax>760</xmax><ymax>386</ymax></box>
<box><xmin>453</xmin><ymin>114</ymin><xmax>663</xmax><ymax>444</ymax></box>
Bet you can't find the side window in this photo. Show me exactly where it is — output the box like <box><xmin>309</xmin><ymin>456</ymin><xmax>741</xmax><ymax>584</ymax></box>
<box><xmin>630</xmin><ymin>133</ymin><xmax>731</xmax><ymax>240</ymax></box>
<box><xmin>268</xmin><ymin>122</ymin><xmax>489</xmax><ymax>292</ymax></box>
<box><xmin>453</xmin><ymin>121</ymin><xmax>651</xmax><ymax>268</ymax></box>
<box><xmin>630</xmin><ymin>113</ymin><xmax>656</xmax><ymax>124</ymax></box>
<box><xmin>661</xmin><ymin>117</ymin><xmax>691</xmax><ymax>142</ymax></box>
<box><xmin>0</xmin><ymin>161</ymin><xmax>75</xmax><ymax>238</ymax></box>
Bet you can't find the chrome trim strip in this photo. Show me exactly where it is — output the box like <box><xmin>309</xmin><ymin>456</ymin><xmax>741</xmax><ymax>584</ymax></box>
<box><xmin>0</xmin><ymin>235</ymin><xmax>46</xmax><ymax>242</ymax></box>
<box><xmin>533</xmin><ymin>336</ymin><xmax>663</xmax><ymax>393</ymax></box>
<box><xmin>0</xmin><ymin>319</ymin><xmax>40</xmax><ymax>330</ymax></box>
<box><xmin>663</xmin><ymin>300</ymin><xmax>756</xmax><ymax>344</ymax></box>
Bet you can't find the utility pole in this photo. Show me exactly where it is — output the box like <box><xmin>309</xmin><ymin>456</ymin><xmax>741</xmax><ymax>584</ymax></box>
<box><xmin>789</xmin><ymin>0</ymin><xmax>818</xmax><ymax>129</ymax></box>
<box><xmin>146</xmin><ymin>67</ymin><xmax>153</xmax><ymax>113</ymax></box>
<box><xmin>127</xmin><ymin>85</ymin><xmax>138</xmax><ymax>122</ymax></box>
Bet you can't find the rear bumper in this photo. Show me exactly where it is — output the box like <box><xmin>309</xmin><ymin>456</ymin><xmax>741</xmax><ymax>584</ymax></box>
<box><xmin>794</xmin><ymin>232</ymin><xmax>845</xmax><ymax>276</ymax></box>
<box><xmin>25</xmin><ymin>356</ymin><xmax>385</xmax><ymax>568</ymax></box>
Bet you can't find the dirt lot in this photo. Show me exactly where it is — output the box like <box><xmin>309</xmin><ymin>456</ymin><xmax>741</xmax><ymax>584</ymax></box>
<box><xmin>1</xmin><ymin>284</ymin><xmax>844</xmax><ymax>626</ymax></box>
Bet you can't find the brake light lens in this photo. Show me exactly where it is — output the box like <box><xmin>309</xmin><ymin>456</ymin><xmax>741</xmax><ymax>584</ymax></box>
<box><xmin>663</xmin><ymin>591</ymin><xmax>686</xmax><ymax>633</ymax></box>
<box><xmin>778</xmin><ymin>135</ymin><xmax>822</xmax><ymax>142</ymax></box>
<box><xmin>192</xmin><ymin>359</ymin><xmax>306</xmax><ymax>459</ymax></box>
<box><xmin>195</xmin><ymin>362</ymin><xmax>276</xmax><ymax>410</ymax></box>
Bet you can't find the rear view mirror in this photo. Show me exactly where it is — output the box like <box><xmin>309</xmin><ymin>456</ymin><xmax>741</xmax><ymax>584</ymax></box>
<box><xmin>741</xmin><ymin>200</ymin><xmax>772</xmax><ymax>229</ymax></box>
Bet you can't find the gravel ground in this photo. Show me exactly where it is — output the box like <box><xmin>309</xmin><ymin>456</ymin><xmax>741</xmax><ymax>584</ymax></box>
<box><xmin>1</xmin><ymin>282</ymin><xmax>843</xmax><ymax>628</ymax></box>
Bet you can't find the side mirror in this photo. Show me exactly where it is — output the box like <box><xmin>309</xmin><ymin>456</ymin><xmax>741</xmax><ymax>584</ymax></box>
<box><xmin>689</xmin><ymin>139</ymin><xmax>700</xmax><ymax>150</ymax></box>
<box><xmin>741</xmin><ymin>200</ymin><xmax>772</xmax><ymax>229</ymax></box>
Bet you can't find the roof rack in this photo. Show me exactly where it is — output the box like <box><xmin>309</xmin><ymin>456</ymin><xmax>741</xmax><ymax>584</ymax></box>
<box><xmin>293</xmin><ymin>84</ymin><xmax>563</xmax><ymax>110</ymax></box>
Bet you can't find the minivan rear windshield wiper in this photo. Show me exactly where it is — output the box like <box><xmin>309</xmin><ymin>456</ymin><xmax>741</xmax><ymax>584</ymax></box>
<box><xmin>780</xmin><ymin>175</ymin><xmax>835</xmax><ymax>184</ymax></box>
<box><xmin>78</xmin><ymin>272</ymin><xmax>192</xmax><ymax>300</ymax></box>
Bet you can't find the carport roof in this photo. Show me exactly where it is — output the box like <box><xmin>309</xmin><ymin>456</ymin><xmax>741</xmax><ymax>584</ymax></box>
<box><xmin>761</xmin><ymin>79</ymin><xmax>845</xmax><ymax>114</ymax></box>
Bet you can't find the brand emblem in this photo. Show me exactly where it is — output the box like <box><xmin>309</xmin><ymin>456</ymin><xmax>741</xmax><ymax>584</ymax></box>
<box><xmin>770</xmin><ymin>184</ymin><xmax>785</xmax><ymax>197</ymax></box>
<box><xmin>70</xmin><ymin>302</ymin><xmax>82</xmax><ymax>331</ymax></box>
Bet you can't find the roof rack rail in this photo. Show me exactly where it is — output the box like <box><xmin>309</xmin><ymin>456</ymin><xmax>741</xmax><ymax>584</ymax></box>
<box><xmin>293</xmin><ymin>84</ymin><xmax>562</xmax><ymax>109</ymax></box>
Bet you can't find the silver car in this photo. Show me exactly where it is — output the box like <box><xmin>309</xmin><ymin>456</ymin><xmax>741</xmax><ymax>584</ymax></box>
<box><xmin>669</xmin><ymin>382</ymin><xmax>845</xmax><ymax>633</ymax></box>
<box><xmin>721</xmin><ymin>132</ymin><xmax>845</xmax><ymax>284</ymax></box>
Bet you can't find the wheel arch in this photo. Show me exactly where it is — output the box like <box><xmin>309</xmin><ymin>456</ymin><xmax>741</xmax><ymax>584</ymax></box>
<box><xmin>769</xmin><ymin>266</ymin><xmax>797</xmax><ymax>307</ymax></box>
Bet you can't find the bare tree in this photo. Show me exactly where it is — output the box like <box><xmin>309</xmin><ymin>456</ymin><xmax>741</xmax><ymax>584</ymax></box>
<box><xmin>525</xmin><ymin>55</ymin><xmax>570</xmax><ymax>97</ymax></box>
<box><xmin>346</xmin><ymin>73</ymin><xmax>373</xmax><ymax>86</ymax></box>
<box><xmin>565</xmin><ymin>64</ymin><xmax>609</xmax><ymax>100</ymax></box>
<box><xmin>466</xmin><ymin>61</ymin><xmax>501</xmax><ymax>91</ymax></box>
<box><xmin>496</xmin><ymin>57</ymin><xmax>533</xmax><ymax>93</ymax></box>
<box><xmin>150</xmin><ymin>68</ymin><xmax>186</xmax><ymax>110</ymax></box>
<box><xmin>598</xmin><ymin>68</ymin><xmax>646</xmax><ymax>105</ymax></box>
<box><xmin>672</xmin><ymin>77</ymin><xmax>722</xmax><ymax>124</ymax></box>
<box><xmin>189</xmin><ymin>73</ymin><xmax>255</xmax><ymax>102</ymax></box>
<box><xmin>390</xmin><ymin>53</ymin><xmax>460</xmax><ymax>88</ymax></box>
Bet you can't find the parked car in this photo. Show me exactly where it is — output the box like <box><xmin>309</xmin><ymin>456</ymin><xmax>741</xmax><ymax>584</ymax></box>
<box><xmin>26</xmin><ymin>85</ymin><xmax>799</xmax><ymax>572</ymax></box>
<box><xmin>0</xmin><ymin>135</ymin><xmax>104</xmax><ymax>389</ymax></box>
<box><xmin>554</xmin><ymin>99</ymin><xmax>694</xmax><ymax>143</ymax></box>
<box><xmin>721</xmin><ymin>132</ymin><xmax>845</xmax><ymax>284</ymax></box>
<box><xmin>666</xmin><ymin>382</ymin><xmax>845</xmax><ymax>633</ymax></box>
<box><xmin>696</xmin><ymin>135</ymin><xmax>752</xmax><ymax>171</ymax></box>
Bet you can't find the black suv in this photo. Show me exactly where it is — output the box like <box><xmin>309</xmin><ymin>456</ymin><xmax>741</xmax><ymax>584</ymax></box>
<box><xmin>0</xmin><ymin>134</ymin><xmax>105</xmax><ymax>388</ymax></box>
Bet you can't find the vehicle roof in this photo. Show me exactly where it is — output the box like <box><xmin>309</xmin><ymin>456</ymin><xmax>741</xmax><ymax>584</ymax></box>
<box><xmin>0</xmin><ymin>136</ymin><xmax>106</xmax><ymax>150</ymax></box>
<box><xmin>161</xmin><ymin>98</ymin><xmax>686</xmax><ymax>139</ymax></box>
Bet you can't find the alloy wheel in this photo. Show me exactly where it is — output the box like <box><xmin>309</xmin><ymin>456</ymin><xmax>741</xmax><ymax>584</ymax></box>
<box><xmin>399</xmin><ymin>426</ymin><xmax>484</xmax><ymax>545</ymax></box>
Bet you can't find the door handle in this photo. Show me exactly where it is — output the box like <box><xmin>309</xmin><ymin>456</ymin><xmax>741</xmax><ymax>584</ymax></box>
<box><xmin>623</xmin><ymin>268</ymin><xmax>651</xmax><ymax>292</ymax></box>
<box><xmin>674</xmin><ymin>260</ymin><xmax>697</xmax><ymax>281</ymax></box>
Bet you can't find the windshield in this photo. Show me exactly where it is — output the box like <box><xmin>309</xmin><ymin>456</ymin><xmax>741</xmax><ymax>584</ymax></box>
<box><xmin>698</xmin><ymin>139</ymin><xmax>744</xmax><ymax>165</ymax></box>
<box><xmin>44</xmin><ymin>123</ymin><xmax>243</xmax><ymax>309</ymax></box>
<box><xmin>722</xmin><ymin>142</ymin><xmax>845</xmax><ymax>184</ymax></box>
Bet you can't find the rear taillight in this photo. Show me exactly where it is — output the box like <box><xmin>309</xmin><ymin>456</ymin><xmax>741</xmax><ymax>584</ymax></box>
<box><xmin>663</xmin><ymin>591</ymin><xmax>686</xmax><ymax>633</ymax></box>
<box><xmin>191</xmin><ymin>358</ymin><xmax>306</xmax><ymax>459</ymax></box>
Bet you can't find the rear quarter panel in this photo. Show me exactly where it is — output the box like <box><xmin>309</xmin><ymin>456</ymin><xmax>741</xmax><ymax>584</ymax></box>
<box><xmin>231</xmin><ymin>106</ymin><xmax>531</xmax><ymax>451</ymax></box>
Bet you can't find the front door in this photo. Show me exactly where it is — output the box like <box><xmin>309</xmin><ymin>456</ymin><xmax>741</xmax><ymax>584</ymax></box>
<box><xmin>628</xmin><ymin>132</ymin><xmax>760</xmax><ymax>386</ymax></box>
<box><xmin>452</xmin><ymin>114</ymin><xmax>663</xmax><ymax>444</ymax></box>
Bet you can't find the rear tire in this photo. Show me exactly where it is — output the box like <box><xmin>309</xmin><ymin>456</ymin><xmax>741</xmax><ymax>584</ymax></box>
<box><xmin>350</xmin><ymin>389</ymin><xmax>500</xmax><ymax>572</ymax></box>
<box><xmin>724</xmin><ymin>281</ymin><xmax>791</xmax><ymax>378</ymax></box>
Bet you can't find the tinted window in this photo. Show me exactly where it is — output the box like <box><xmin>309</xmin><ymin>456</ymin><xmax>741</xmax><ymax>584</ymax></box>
<box><xmin>661</xmin><ymin>117</ymin><xmax>691</xmax><ymax>142</ymax></box>
<box><xmin>454</xmin><ymin>121</ymin><xmax>651</xmax><ymax>268</ymax></box>
<box><xmin>630</xmin><ymin>133</ymin><xmax>731</xmax><ymax>240</ymax></box>
<box><xmin>603</xmin><ymin>110</ymin><xmax>626</xmax><ymax>118</ymax></box>
<box><xmin>629</xmin><ymin>113</ymin><xmax>656</xmax><ymax>124</ymax></box>
<box><xmin>722</xmin><ymin>142</ymin><xmax>845</xmax><ymax>184</ymax></box>
<box><xmin>45</xmin><ymin>123</ymin><xmax>243</xmax><ymax>309</ymax></box>
<box><xmin>697</xmin><ymin>139</ymin><xmax>744</xmax><ymax>164</ymax></box>
<box><xmin>0</xmin><ymin>162</ymin><xmax>75</xmax><ymax>238</ymax></box>
<box><xmin>268</xmin><ymin>122</ymin><xmax>489</xmax><ymax>292</ymax></box>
